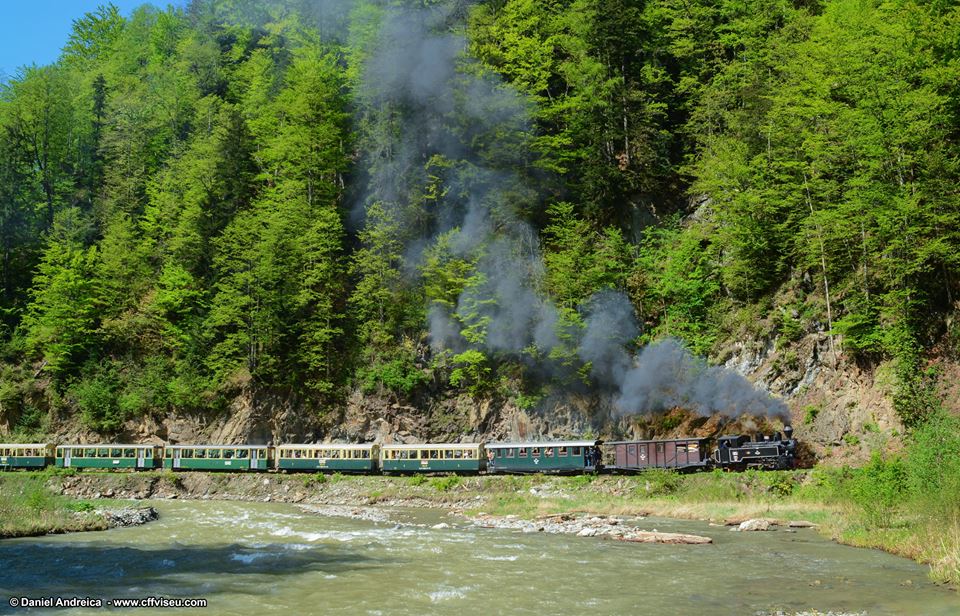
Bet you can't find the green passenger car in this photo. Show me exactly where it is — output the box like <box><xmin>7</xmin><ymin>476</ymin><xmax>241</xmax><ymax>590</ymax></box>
<box><xmin>56</xmin><ymin>445</ymin><xmax>162</xmax><ymax>470</ymax></box>
<box><xmin>380</xmin><ymin>443</ymin><xmax>483</xmax><ymax>473</ymax></box>
<box><xmin>275</xmin><ymin>444</ymin><xmax>379</xmax><ymax>473</ymax></box>
<box><xmin>163</xmin><ymin>445</ymin><xmax>270</xmax><ymax>471</ymax></box>
<box><xmin>0</xmin><ymin>443</ymin><xmax>54</xmax><ymax>469</ymax></box>
<box><xmin>485</xmin><ymin>440</ymin><xmax>603</xmax><ymax>474</ymax></box>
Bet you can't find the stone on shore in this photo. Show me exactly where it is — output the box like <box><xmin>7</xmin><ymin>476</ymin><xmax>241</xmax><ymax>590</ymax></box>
<box><xmin>616</xmin><ymin>531</ymin><xmax>713</xmax><ymax>544</ymax></box>
<box><xmin>94</xmin><ymin>506</ymin><xmax>159</xmax><ymax>528</ymax></box>
<box><xmin>737</xmin><ymin>518</ymin><xmax>772</xmax><ymax>532</ymax></box>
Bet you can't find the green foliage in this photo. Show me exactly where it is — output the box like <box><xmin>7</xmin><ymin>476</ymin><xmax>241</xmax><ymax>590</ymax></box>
<box><xmin>848</xmin><ymin>453</ymin><xmax>908</xmax><ymax>525</ymax></box>
<box><xmin>429</xmin><ymin>475</ymin><xmax>461</xmax><ymax>492</ymax></box>
<box><xmin>356</xmin><ymin>352</ymin><xmax>429</xmax><ymax>396</ymax></box>
<box><xmin>903</xmin><ymin>411</ymin><xmax>960</xmax><ymax>514</ymax></box>
<box><xmin>408</xmin><ymin>475</ymin><xmax>428</xmax><ymax>487</ymax></box>
<box><xmin>65</xmin><ymin>500</ymin><xmax>96</xmax><ymax>513</ymax></box>
<box><xmin>632</xmin><ymin>220</ymin><xmax>721</xmax><ymax>355</ymax></box>
<box><xmin>70</xmin><ymin>364</ymin><xmax>123</xmax><ymax>432</ymax></box>
<box><xmin>803</xmin><ymin>405</ymin><xmax>821</xmax><ymax>425</ymax></box>
<box><xmin>637</xmin><ymin>469</ymin><xmax>682</xmax><ymax>497</ymax></box>
<box><xmin>300</xmin><ymin>473</ymin><xmax>327</xmax><ymax>488</ymax></box>
<box><xmin>449</xmin><ymin>349</ymin><xmax>494</xmax><ymax>395</ymax></box>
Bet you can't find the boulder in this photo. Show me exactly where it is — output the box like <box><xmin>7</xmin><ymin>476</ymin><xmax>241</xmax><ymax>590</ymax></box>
<box><xmin>737</xmin><ymin>519</ymin><xmax>772</xmax><ymax>532</ymax></box>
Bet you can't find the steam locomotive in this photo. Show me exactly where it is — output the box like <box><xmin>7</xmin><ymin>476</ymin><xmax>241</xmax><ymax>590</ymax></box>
<box><xmin>0</xmin><ymin>427</ymin><xmax>797</xmax><ymax>474</ymax></box>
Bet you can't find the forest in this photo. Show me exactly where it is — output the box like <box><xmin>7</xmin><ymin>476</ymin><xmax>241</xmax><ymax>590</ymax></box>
<box><xmin>0</xmin><ymin>0</ymin><xmax>958</xmax><ymax>442</ymax></box>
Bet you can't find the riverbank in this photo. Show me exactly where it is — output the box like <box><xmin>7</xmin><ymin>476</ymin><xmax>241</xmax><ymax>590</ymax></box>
<box><xmin>0</xmin><ymin>473</ymin><xmax>158</xmax><ymax>538</ymax></box>
<box><xmin>33</xmin><ymin>468</ymin><xmax>956</xmax><ymax>586</ymax></box>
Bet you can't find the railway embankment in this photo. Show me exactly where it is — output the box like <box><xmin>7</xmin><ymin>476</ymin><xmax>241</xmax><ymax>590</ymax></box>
<box><xmin>46</xmin><ymin>469</ymin><xmax>835</xmax><ymax>529</ymax></box>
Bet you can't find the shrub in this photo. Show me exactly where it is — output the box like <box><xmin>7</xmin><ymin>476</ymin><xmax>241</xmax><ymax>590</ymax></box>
<box><xmin>357</xmin><ymin>357</ymin><xmax>429</xmax><ymax>396</ymax></box>
<box><xmin>638</xmin><ymin>469</ymin><xmax>682</xmax><ymax>497</ymax></box>
<box><xmin>849</xmin><ymin>453</ymin><xmax>907</xmax><ymax>525</ymax></box>
<box><xmin>903</xmin><ymin>411</ymin><xmax>960</xmax><ymax>514</ymax></box>
<box><xmin>71</xmin><ymin>366</ymin><xmax>123</xmax><ymax>432</ymax></box>
<box><xmin>300</xmin><ymin>473</ymin><xmax>327</xmax><ymax>487</ymax></box>
<box><xmin>408</xmin><ymin>475</ymin><xmax>428</xmax><ymax>487</ymax></box>
<box><xmin>430</xmin><ymin>475</ymin><xmax>461</xmax><ymax>492</ymax></box>
<box><xmin>66</xmin><ymin>500</ymin><xmax>95</xmax><ymax>513</ymax></box>
<box><xmin>449</xmin><ymin>349</ymin><xmax>493</xmax><ymax>395</ymax></box>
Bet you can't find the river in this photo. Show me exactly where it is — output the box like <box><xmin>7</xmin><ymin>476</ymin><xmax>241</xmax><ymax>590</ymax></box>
<box><xmin>1</xmin><ymin>500</ymin><xmax>956</xmax><ymax>615</ymax></box>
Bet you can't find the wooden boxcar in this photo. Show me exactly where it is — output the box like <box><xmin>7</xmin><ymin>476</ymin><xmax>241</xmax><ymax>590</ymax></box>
<box><xmin>0</xmin><ymin>443</ymin><xmax>54</xmax><ymax>469</ymax></box>
<box><xmin>380</xmin><ymin>443</ymin><xmax>483</xmax><ymax>473</ymax></box>
<box><xmin>56</xmin><ymin>445</ymin><xmax>162</xmax><ymax>470</ymax></box>
<box><xmin>276</xmin><ymin>444</ymin><xmax>379</xmax><ymax>473</ymax></box>
<box><xmin>163</xmin><ymin>445</ymin><xmax>270</xmax><ymax>471</ymax></box>
<box><xmin>485</xmin><ymin>441</ymin><xmax>603</xmax><ymax>474</ymax></box>
<box><xmin>605</xmin><ymin>438</ymin><xmax>710</xmax><ymax>472</ymax></box>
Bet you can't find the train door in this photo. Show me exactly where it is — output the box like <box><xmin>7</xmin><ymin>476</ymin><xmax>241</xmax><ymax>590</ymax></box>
<box><xmin>137</xmin><ymin>448</ymin><xmax>146</xmax><ymax>469</ymax></box>
<box><xmin>173</xmin><ymin>449</ymin><xmax>181</xmax><ymax>469</ymax></box>
<box><xmin>64</xmin><ymin>448</ymin><xmax>72</xmax><ymax>468</ymax></box>
<box><xmin>250</xmin><ymin>449</ymin><xmax>259</xmax><ymax>470</ymax></box>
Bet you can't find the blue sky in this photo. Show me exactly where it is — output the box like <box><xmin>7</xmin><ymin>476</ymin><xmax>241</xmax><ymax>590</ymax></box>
<box><xmin>0</xmin><ymin>1</ymin><xmax>182</xmax><ymax>80</ymax></box>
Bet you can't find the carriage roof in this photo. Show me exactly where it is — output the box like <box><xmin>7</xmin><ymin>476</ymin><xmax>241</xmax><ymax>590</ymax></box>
<box><xmin>164</xmin><ymin>444</ymin><xmax>268</xmax><ymax>449</ymax></box>
<box><xmin>276</xmin><ymin>443</ymin><xmax>377</xmax><ymax>450</ymax></box>
<box><xmin>484</xmin><ymin>440</ymin><xmax>601</xmax><ymax>449</ymax></box>
<box><xmin>380</xmin><ymin>442</ymin><xmax>481</xmax><ymax>450</ymax></box>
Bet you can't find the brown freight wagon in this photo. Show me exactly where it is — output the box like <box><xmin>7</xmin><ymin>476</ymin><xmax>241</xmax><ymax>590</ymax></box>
<box><xmin>606</xmin><ymin>438</ymin><xmax>710</xmax><ymax>472</ymax></box>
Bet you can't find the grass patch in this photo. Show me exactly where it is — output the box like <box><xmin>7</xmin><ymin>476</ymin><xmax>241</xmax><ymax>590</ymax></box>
<box><xmin>0</xmin><ymin>474</ymin><xmax>108</xmax><ymax>538</ymax></box>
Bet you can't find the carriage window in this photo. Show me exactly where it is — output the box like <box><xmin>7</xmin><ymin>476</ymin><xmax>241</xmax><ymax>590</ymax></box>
<box><xmin>519</xmin><ymin>448</ymin><xmax>528</xmax><ymax>458</ymax></box>
<box><xmin>558</xmin><ymin>447</ymin><xmax>568</xmax><ymax>456</ymax></box>
<box><xmin>196</xmin><ymin>449</ymin><xmax>206</xmax><ymax>459</ymax></box>
<box><xmin>656</xmin><ymin>443</ymin><xmax>665</xmax><ymax>453</ymax></box>
<box><xmin>124</xmin><ymin>449</ymin><xmax>135</xmax><ymax>457</ymax></box>
<box><xmin>532</xmin><ymin>447</ymin><xmax>540</xmax><ymax>457</ymax></box>
<box><xmin>572</xmin><ymin>447</ymin><xmax>581</xmax><ymax>456</ymax></box>
<box><xmin>545</xmin><ymin>448</ymin><xmax>554</xmax><ymax>458</ymax></box>
<box><xmin>145</xmin><ymin>449</ymin><xmax>153</xmax><ymax>458</ymax></box>
<box><xmin>236</xmin><ymin>449</ymin><xmax>248</xmax><ymax>458</ymax></box>
<box><xmin>97</xmin><ymin>448</ymin><xmax>108</xmax><ymax>457</ymax></box>
<box><xmin>677</xmin><ymin>444</ymin><xmax>687</xmax><ymax>453</ymax></box>
<box><xmin>506</xmin><ymin>449</ymin><xmax>515</xmax><ymax>458</ymax></box>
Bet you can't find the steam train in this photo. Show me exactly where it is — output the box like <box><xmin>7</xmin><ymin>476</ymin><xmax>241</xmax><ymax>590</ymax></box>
<box><xmin>0</xmin><ymin>427</ymin><xmax>797</xmax><ymax>474</ymax></box>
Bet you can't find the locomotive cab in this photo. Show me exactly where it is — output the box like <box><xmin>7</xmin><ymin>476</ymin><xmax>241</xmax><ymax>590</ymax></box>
<box><xmin>714</xmin><ymin>435</ymin><xmax>747</xmax><ymax>466</ymax></box>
